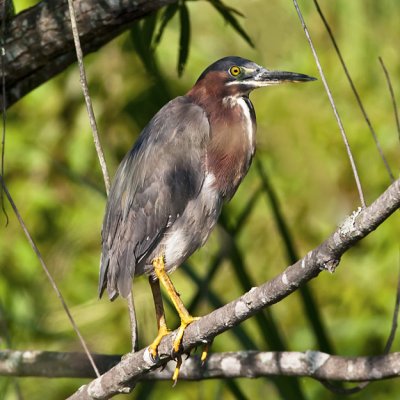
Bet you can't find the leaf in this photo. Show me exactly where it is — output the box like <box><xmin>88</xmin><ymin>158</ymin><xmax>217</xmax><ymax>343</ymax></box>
<box><xmin>209</xmin><ymin>0</ymin><xmax>245</xmax><ymax>18</ymax></box>
<box><xmin>130</xmin><ymin>23</ymin><xmax>146</xmax><ymax>63</ymax></box>
<box><xmin>142</xmin><ymin>11</ymin><xmax>158</xmax><ymax>48</ymax></box>
<box><xmin>210</xmin><ymin>0</ymin><xmax>254</xmax><ymax>48</ymax></box>
<box><xmin>154</xmin><ymin>3</ymin><xmax>179</xmax><ymax>46</ymax></box>
<box><xmin>178</xmin><ymin>3</ymin><xmax>191</xmax><ymax>76</ymax></box>
<box><xmin>130</xmin><ymin>12</ymin><xmax>158</xmax><ymax>73</ymax></box>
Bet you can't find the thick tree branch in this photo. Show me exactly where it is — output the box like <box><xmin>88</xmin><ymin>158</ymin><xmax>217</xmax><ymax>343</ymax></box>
<box><xmin>64</xmin><ymin>178</ymin><xmax>400</xmax><ymax>399</ymax></box>
<box><xmin>2</xmin><ymin>0</ymin><xmax>177</xmax><ymax>109</ymax></box>
<box><xmin>0</xmin><ymin>350</ymin><xmax>120</xmax><ymax>378</ymax></box>
<box><xmin>2</xmin><ymin>349</ymin><xmax>400</xmax><ymax>382</ymax></box>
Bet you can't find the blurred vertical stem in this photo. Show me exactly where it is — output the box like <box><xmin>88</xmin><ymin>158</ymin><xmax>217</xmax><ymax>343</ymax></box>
<box><xmin>141</xmin><ymin>263</ymin><xmax>254</xmax><ymax>400</ymax></box>
<box><xmin>219</xmin><ymin>212</ymin><xmax>306</xmax><ymax>400</ymax></box>
<box><xmin>188</xmin><ymin>188</ymin><xmax>262</xmax><ymax>312</ymax></box>
<box><xmin>256</xmin><ymin>159</ymin><xmax>334</xmax><ymax>353</ymax></box>
<box><xmin>183</xmin><ymin>261</ymin><xmax>298</xmax><ymax>400</ymax></box>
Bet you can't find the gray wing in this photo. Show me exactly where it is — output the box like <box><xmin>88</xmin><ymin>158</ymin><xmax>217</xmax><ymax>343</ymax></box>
<box><xmin>99</xmin><ymin>96</ymin><xmax>210</xmax><ymax>300</ymax></box>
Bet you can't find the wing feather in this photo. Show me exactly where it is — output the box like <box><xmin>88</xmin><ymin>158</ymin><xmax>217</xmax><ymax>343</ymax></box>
<box><xmin>99</xmin><ymin>96</ymin><xmax>209</xmax><ymax>299</ymax></box>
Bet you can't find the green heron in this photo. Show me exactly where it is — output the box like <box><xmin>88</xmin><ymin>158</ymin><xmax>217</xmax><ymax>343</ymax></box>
<box><xmin>99</xmin><ymin>56</ymin><xmax>315</xmax><ymax>379</ymax></box>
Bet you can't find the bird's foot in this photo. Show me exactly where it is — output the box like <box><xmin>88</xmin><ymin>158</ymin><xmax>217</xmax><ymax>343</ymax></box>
<box><xmin>148</xmin><ymin>324</ymin><xmax>170</xmax><ymax>361</ymax></box>
<box><xmin>170</xmin><ymin>315</ymin><xmax>200</xmax><ymax>385</ymax></box>
<box><xmin>172</xmin><ymin>315</ymin><xmax>200</xmax><ymax>354</ymax></box>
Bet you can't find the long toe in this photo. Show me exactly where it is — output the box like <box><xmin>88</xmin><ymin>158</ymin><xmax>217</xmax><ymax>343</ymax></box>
<box><xmin>172</xmin><ymin>315</ymin><xmax>200</xmax><ymax>354</ymax></box>
<box><xmin>148</xmin><ymin>325</ymin><xmax>170</xmax><ymax>361</ymax></box>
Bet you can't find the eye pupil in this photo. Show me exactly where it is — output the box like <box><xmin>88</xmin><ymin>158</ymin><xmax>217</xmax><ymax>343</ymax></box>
<box><xmin>230</xmin><ymin>66</ymin><xmax>240</xmax><ymax>76</ymax></box>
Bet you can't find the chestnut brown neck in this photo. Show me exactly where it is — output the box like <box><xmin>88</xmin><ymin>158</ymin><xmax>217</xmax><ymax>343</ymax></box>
<box><xmin>187</xmin><ymin>71</ymin><xmax>256</xmax><ymax>200</ymax></box>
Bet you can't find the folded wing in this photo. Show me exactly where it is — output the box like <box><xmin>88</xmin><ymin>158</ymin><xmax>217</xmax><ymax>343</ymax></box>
<box><xmin>99</xmin><ymin>96</ymin><xmax>210</xmax><ymax>299</ymax></box>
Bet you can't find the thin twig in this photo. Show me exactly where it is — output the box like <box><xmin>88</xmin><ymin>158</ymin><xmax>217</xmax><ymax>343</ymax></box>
<box><xmin>292</xmin><ymin>0</ymin><xmax>366</xmax><ymax>208</ymax></box>
<box><xmin>66</xmin><ymin>0</ymin><xmax>115</xmax><ymax>376</ymax></box>
<box><xmin>0</xmin><ymin>175</ymin><xmax>100</xmax><ymax>378</ymax></box>
<box><xmin>0</xmin><ymin>0</ymin><xmax>8</xmax><ymax>224</ymax></box>
<box><xmin>313</xmin><ymin>0</ymin><xmax>394</xmax><ymax>183</ymax></box>
<box><xmin>1</xmin><ymin>3</ymin><xmax>21</xmax><ymax>398</ymax></box>
<box><xmin>67</xmin><ymin>0</ymin><xmax>110</xmax><ymax>194</ymax></box>
<box><xmin>0</xmin><ymin>4</ymin><xmax>18</xmax><ymax>398</ymax></box>
<box><xmin>379</xmin><ymin>57</ymin><xmax>400</xmax><ymax>143</ymax></box>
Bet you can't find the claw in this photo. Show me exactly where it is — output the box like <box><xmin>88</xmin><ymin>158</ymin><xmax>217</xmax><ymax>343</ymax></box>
<box><xmin>200</xmin><ymin>347</ymin><xmax>208</xmax><ymax>365</ymax></box>
<box><xmin>172</xmin><ymin>354</ymin><xmax>182</xmax><ymax>387</ymax></box>
<box><xmin>200</xmin><ymin>340</ymin><xmax>213</xmax><ymax>365</ymax></box>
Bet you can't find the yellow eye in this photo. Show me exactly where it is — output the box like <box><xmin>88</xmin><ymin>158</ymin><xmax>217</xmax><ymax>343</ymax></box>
<box><xmin>229</xmin><ymin>66</ymin><xmax>241</xmax><ymax>77</ymax></box>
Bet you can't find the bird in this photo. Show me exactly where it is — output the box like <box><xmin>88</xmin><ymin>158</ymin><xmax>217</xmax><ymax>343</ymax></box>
<box><xmin>99</xmin><ymin>56</ymin><xmax>315</xmax><ymax>380</ymax></box>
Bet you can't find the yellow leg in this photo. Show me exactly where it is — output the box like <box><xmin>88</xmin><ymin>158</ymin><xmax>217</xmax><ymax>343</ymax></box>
<box><xmin>148</xmin><ymin>277</ymin><xmax>170</xmax><ymax>360</ymax></box>
<box><xmin>152</xmin><ymin>255</ymin><xmax>199</xmax><ymax>383</ymax></box>
<box><xmin>152</xmin><ymin>256</ymin><xmax>199</xmax><ymax>353</ymax></box>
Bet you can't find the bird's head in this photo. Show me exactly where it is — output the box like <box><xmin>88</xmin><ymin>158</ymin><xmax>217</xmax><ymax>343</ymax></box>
<box><xmin>191</xmin><ymin>56</ymin><xmax>316</xmax><ymax>99</ymax></box>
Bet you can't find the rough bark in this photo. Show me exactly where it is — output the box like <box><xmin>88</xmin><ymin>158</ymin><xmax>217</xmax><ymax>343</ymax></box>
<box><xmin>1</xmin><ymin>0</ymin><xmax>177</xmax><ymax>109</ymax></box>
<box><xmin>2</xmin><ymin>349</ymin><xmax>400</xmax><ymax>382</ymax></box>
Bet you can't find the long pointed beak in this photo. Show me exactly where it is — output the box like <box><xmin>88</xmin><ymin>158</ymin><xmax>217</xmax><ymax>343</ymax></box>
<box><xmin>254</xmin><ymin>69</ymin><xmax>317</xmax><ymax>86</ymax></box>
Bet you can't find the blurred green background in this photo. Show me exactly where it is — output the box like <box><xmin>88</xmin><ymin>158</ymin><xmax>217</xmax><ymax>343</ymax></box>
<box><xmin>1</xmin><ymin>0</ymin><xmax>399</xmax><ymax>399</ymax></box>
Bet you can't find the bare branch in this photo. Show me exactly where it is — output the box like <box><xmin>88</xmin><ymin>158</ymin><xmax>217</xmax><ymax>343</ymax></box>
<box><xmin>0</xmin><ymin>350</ymin><xmax>120</xmax><ymax>378</ymax></box>
<box><xmin>1</xmin><ymin>0</ymin><xmax>177</xmax><ymax>109</ymax></box>
<box><xmin>66</xmin><ymin>178</ymin><xmax>400</xmax><ymax>399</ymax></box>
<box><xmin>2</xmin><ymin>349</ymin><xmax>400</xmax><ymax>383</ymax></box>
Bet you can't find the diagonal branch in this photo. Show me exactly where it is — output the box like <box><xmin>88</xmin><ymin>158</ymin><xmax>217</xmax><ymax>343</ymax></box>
<box><xmin>2</xmin><ymin>0</ymin><xmax>177</xmax><ymax>109</ymax></box>
<box><xmin>2</xmin><ymin>349</ymin><xmax>400</xmax><ymax>382</ymax></box>
<box><xmin>67</xmin><ymin>178</ymin><xmax>400</xmax><ymax>399</ymax></box>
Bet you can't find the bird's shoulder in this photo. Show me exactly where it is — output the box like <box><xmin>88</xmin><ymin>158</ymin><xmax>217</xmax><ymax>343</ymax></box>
<box><xmin>113</xmin><ymin>95</ymin><xmax>210</xmax><ymax>199</ymax></box>
<box><xmin>140</xmin><ymin>95</ymin><xmax>210</xmax><ymax>144</ymax></box>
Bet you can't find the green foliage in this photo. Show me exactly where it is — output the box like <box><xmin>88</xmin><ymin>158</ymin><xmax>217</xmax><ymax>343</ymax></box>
<box><xmin>208</xmin><ymin>0</ymin><xmax>254</xmax><ymax>48</ymax></box>
<box><xmin>131</xmin><ymin>0</ymin><xmax>251</xmax><ymax>77</ymax></box>
<box><xmin>1</xmin><ymin>0</ymin><xmax>400</xmax><ymax>399</ymax></box>
<box><xmin>178</xmin><ymin>2</ymin><xmax>190</xmax><ymax>76</ymax></box>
